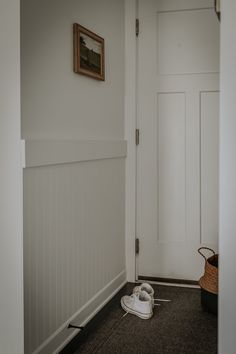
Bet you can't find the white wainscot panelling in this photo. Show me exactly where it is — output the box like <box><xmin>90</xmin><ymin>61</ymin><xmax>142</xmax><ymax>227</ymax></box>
<box><xmin>157</xmin><ymin>9</ymin><xmax>220</xmax><ymax>75</ymax></box>
<box><xmin>23</xmin><ymin>153</ymin><xmax>126</xmax><ymax>353</ymax></box>
<box><xmin>157</xmin><ymin>93</ymin><xmax>186</xmax><ymax>243</ymax></box>
<box><xmin>200</xmin><ymin>91</ymin><xmax>219</xmax><ymax>246</ymax></box>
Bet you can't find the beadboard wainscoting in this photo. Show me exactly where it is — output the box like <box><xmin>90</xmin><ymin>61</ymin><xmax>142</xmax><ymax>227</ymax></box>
<box><xmin>23</xmin><ymin>140</ymin><xmax>127</xmax><ymax>354</ymax></box>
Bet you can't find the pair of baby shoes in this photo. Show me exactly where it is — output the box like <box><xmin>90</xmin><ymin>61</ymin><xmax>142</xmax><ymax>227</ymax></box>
<box><xmin>120</xmin><ymin>283</ymin><xmax>155</xmax><ymax>319</ymax></box>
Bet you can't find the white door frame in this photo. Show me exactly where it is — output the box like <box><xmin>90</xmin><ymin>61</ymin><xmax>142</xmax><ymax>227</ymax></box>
<box><xmin>219</xmin><ymin>1</ymin><xmax>236</xmax><ymax>352</ymax></box>
<box><xmin>0</xmin><ymin>0</ymin><xmax>24</xmax><ymax>353</ymax></box>
<box><xmin>125</xmin><ymin>0</ymin><xmax>138</xmax><ymax>282</ymax></box>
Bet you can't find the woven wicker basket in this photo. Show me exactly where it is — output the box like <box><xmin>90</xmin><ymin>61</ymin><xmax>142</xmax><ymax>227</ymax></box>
<box><xmin>198</xmin><ymin>247</ymin><xmax>218</xmax><ymax>295</ymax></box>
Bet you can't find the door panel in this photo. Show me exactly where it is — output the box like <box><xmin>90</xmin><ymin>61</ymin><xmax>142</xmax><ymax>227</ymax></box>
<box><xmin>137</xmin><ymin>0</ymin><xmax>219</xmax><ymax>280</ymax></box>
<box><xmin>157</xmin><ymin>9</ymin><xmax>219</xmax><ymax>75</ymax></box>
<box><xmin>158</xmin><ymin>93</ymin><xmax>186</xmax><ymax>243</ymax></box>
<box><xmin>200</xmin><ymin>91</ymin><xmax>219</xmax><ymax>245</ymax></box>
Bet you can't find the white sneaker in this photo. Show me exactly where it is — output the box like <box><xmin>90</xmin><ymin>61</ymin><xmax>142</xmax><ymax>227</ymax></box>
<box><xmin>133</xmin><ymin>283</ymin><xmax>155</xmax><ymax>308</ymax></box>
<box><xmin>121</xmin><ymin>290</ymin><xmax>153</xmax><ymax>319</ymax></box>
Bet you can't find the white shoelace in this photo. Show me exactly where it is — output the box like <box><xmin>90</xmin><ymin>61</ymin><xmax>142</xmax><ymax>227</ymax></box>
<box><xmin>122</xmin><ymin>311</ymin><xmax>129</xmax><ymax>318</ymax></box>
<box><xmin>154</xmin><ymin>298</ymin><xmax>171</xmax><ymax>302</ymax></box>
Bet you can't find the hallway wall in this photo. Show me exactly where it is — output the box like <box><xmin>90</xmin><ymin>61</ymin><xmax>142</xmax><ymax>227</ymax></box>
<box><xmin>0</xmin><ymin>1</ymin><xmax>24</xmax><ymax>353</ymax></box>
<box><xmin>21</xmin><ymin>1</ymin><xmax>126</xmax><ymax>353</ymax></box>
<box><xmin>21</xmin><ymin>0</ymin><xmax>124</xmax><ymax>140</ymax></box>
<box><xmin>219</xmin><ymin>1</ymin><xmax>236</xmax><ymax>353</ymax></box>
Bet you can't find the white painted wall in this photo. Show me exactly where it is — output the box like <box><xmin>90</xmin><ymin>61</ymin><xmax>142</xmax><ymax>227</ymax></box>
<box><xmin>21</xmin><ymin>0</ymin><xmax>125</xmax><ymax>352</ymax></box>
<box><xmin>21</xmin><ymin>0</ymin><xmax>124</xmax><ymax>140</ymax></box>
<box><xmin>0</xmin><ymin>0</ymin><xmax>24</xmax><ymax>353</ymax></box>
<box><xmin>219</xmin><ymin>1</ymin><xmax>236</xmax><ymax>353</ymax></box>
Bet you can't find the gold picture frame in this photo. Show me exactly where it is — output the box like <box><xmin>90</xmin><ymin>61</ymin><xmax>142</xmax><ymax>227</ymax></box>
<box><xmin>214</xmin><ymin>0</ymin><xmax>220</xmax><ymax>21</ymax></box>
<box><xmin>73</xmin><ymin>23</ymin><xmax>105</xmax><ymax>81</ymax></box>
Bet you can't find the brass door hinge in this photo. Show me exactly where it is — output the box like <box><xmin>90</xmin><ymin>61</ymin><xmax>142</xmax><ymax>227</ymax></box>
<box><xmin>136</xmin><ymin>19</ymin><xmax>139</xmax><ymax>37</ymax></box>
<box><xmin>135</xmin><ymin>238</ymin><xmax>140</xmax><ymax>255</ymax></box>
<box><xmin>135</xmin><ymin>129</ymin><xmax>140</xmax><ymax>146</ymax></box>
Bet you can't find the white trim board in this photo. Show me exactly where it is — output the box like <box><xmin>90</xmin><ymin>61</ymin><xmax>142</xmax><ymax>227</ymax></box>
<box><xmin>24</xmin><ymin>140</ymin><xmax>127</xmax><ymax>168</ymax></box>
<box><xmin>32</xmin><ymin>270</ymin><xmax>126</xmax><ymax>354</ymax></box>
<box><xmin>124</xmin><ymin>0</ymin><xmax>137</xmax><ymax>282</ymax></box>
<box><xmin>0</xmin><ymin>0</ymin><xmax>24</xmax><ymax>352</ymax></box>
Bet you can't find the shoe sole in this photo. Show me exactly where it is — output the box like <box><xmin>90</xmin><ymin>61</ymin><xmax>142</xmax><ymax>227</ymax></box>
<box><xmin>121</xmin><ymin>298</ymin><xmax>153</xmax><ymax>320</ymax></box>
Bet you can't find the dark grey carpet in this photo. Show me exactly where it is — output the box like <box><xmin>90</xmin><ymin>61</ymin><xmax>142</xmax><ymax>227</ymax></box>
<box><xmin>73</xmin><ymin>283</ymin><xmax>217</xmax><ymax>354</ymax></box>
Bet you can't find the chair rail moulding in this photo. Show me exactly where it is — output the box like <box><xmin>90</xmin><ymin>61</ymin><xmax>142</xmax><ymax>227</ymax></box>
<box><xmin>23</xmin><ymin>140</ymin><xmax>127</xmax><ymax>168</ymax></box>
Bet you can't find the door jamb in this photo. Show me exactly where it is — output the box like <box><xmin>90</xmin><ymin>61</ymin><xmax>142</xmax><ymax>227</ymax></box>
<box><xmin>125</xmin><ymin>0</ymin><xmax>138</xmax><ymax>282</ymax></box>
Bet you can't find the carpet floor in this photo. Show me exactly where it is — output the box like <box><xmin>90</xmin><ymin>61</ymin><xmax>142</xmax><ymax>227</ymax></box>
<box><xmin>67</xmin><ymin>283</ymin><xmax>217</xmax><ymax>354</ymax></box>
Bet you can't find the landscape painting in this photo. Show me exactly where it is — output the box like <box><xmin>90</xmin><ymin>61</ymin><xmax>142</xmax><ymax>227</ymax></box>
<box><xmin>73</xmin><ymin>23</ymin><xmax>105</xmax><ymax>81</ymax></box>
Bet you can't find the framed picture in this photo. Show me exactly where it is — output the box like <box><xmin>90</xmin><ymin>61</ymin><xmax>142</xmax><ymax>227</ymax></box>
<box><xmin>73</xmin><ymin>23</ymin><xmax>105</xmax><ymax>81</ymax></box>
<box><xmin>214</xmin><ymin>0</ymin><xmax>220</xmax><ymax>21</ymax></box>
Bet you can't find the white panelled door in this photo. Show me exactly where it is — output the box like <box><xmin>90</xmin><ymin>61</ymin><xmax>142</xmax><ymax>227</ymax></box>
<box><xmin>137</xmin><ymin>0</ymin><xmax>219</xmax><ymax>280</ymax></box>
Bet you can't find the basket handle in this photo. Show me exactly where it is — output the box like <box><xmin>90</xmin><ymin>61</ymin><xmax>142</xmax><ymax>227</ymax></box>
<box><xmin>198</xmin><ymin>247</ymin><xmax>215</xmax><ymax>261</ymax></box>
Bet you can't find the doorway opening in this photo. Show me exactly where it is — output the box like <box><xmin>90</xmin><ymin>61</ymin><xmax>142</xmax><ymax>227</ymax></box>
<box><xmin>136</xmin><ymin>0</ymin><xmax>220</xmax><ymax>282</ymax></box>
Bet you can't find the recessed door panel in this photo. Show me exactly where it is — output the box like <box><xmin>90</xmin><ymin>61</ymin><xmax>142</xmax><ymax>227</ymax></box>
<box><xmin>158</xmin><ymin>93</ymin><xmax>186</xmax><ymax>243</ymax></box>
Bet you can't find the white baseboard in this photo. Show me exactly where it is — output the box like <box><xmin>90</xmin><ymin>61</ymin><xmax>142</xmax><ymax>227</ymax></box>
<box><xmin>32</xmin><ymin>270</ymin><xmax>126</xmax><ymax>354</ymax></box>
